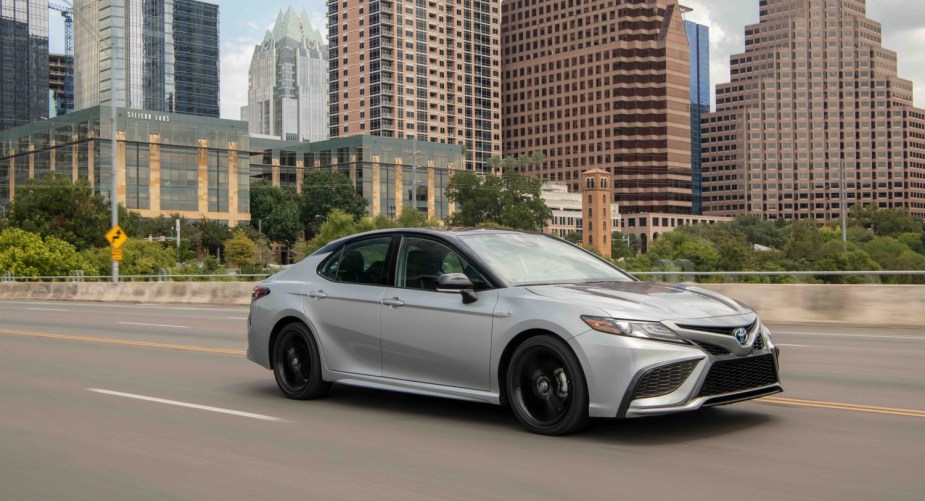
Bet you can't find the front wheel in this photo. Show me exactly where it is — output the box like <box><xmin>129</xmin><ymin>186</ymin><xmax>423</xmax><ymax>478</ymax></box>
<box><xmin>272</xmin><ymin>323</ymin><xmax>331</xmax><ymax>399</ymax></box>
<box><xmin>505</xmin><ymin>335</ymin><xmax>589</xmax><ymax>435</ymax></box>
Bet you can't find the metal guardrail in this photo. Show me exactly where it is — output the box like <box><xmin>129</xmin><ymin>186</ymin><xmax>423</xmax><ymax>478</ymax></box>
<box><xmin>0</xmin><ymin>273</ymin><xmax>274</xmax><ymax>282</ymax></box>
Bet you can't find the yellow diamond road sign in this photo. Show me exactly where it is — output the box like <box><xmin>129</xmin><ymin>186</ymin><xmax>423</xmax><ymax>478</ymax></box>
<box><xmin>105</xmin><ymin>225</ymin><xmax>128</xmax><ymax>248</ymax></box>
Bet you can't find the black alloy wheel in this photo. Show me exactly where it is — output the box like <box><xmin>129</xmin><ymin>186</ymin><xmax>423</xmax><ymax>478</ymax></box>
<box><xmin>272</xmin><ymin>323</ymin><xmax>331</xmax><ymax>400</ymax></box>
<box><xmin>506</xmin><ymin>335</ymin><xmax>589</xmax><ymax>435</ymax></box>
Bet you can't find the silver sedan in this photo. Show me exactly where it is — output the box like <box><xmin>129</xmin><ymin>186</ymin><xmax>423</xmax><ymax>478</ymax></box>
<box><xmin>247</xmin><ymin>228</ymin><xmax>781</xmax><ymax>435</ymax></box>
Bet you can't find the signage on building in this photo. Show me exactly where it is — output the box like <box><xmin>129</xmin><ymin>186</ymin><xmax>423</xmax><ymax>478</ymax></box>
<box><xmin>126</xmin><ymin>110</ymin><xmax>171</xmax><ymax>123</ymax></box>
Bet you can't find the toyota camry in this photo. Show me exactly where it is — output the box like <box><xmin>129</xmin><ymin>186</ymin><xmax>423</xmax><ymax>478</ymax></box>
<box><xmin>247</xmin><ymin>228</ymin><xmax>781</xmax><ymax>435</ymax></box>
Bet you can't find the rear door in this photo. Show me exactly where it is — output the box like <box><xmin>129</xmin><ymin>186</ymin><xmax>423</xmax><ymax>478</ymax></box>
<box><xmin>302</xmin><ymin>235</ymin><xmax>395</xmax><ymax>376</ymax></box>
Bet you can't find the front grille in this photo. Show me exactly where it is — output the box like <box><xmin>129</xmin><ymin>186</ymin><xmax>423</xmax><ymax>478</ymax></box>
<box><xmin>694</xmin><ymin>341</ymin><xmax>731</xmax><ymax>356</ymax></box>
<box><xmin>753</xmin><ymin>334</ymin><xmax>765</xmax><ymax>351</ymax></box>
<box><xmin>677</xmin><ymin>321</ymin><xmax>758</xmax><ymax>337</ymax></box>
<box><xmin>633</xmin><ymin>360</ymin><xmax>699</xmax><ymax>399</ymax></box>
<box><xmin>697</xmin><ymin>355</ymin><xmax>778</xmax><ymax>397</ymax></box>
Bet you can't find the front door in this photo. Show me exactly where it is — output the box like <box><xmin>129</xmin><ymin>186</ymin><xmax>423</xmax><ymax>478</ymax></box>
<box><xmin>379</xmin><ymin>236</ymin><xmax>497</xmax><ymax>390</ymax></box>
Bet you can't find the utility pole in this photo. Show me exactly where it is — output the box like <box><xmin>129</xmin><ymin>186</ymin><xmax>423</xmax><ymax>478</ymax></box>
<box><xmin>839</xmin><ymin>161</ymin><xmax>848</xmax><ymax>253</ymax></box>
<box><xmin>110</xmin><ymin>2</ymin><xmax>123</xmax><ymax>284</ymax></box>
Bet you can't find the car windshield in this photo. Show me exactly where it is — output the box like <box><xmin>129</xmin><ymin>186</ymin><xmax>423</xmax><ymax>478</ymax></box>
<box><xmin>459</xmin><ymin>233</ymin><xmax>634</xmax><ymax>286</ymax></box>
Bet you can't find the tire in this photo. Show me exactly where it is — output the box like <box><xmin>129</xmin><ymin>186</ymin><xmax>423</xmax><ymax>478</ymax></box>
<box><xmin>505</xmin><ymin>335</ymin><xmax>589</xmax><ymax>435</ymax></box>
<box><xmin>272</xmin><ymin>323</ymin><xmax>331</xmax><ymax>400</ymax></box>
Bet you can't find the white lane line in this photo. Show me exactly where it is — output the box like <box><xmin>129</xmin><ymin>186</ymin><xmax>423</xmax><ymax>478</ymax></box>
<box><xmin>776</xmin><ymin>343</ymin><xmax>813</xmax><ymax>348</ymax></box>
<box><xmin>118</xmin><ymin>321</ymin><xmax>190</xmax><ymax>329</ymax></box>
<box><xmin>89</xmin><ymin>389</ymin><xmax>287</xmax><ymax>422</ymax></box>
<box><xmin>26</xmin><ymin>307</ymin><xmax>69</xmax><ymax>312</ymax></box>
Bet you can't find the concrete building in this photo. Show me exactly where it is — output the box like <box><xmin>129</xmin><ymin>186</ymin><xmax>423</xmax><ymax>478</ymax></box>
<box><xmin>0</xmin><ymin>0</ymin><xmax>49</xmax><ymax>132</ymax></box>
<box><xmin>0</xmin><ymin>107</ymin><xmax>250</xmax><ymax>223</ymax></box>
<box><xmin>541</xmin><ymin>181</ymin><xmax>620</xmax><ymax>239</ymax></box>
<box><xmin>702</xmin><ymin>0</ymin><xmax>925</xmax><ymax>220</ymax></box>
<box><xmin>328</xmin><ymin>0</ymin><xmax>502</xmax><ymax>173</ymax></box>
<box><xmin>73</xmin><ymin>0</ymin><xmax>220</xmax><ymax>118</ymax></box>
<box><xmin>685</xmin><ymin>18</ymin><xmax>710</xmax><ymax>215</ymax></box>
<box><xmin>501</xmin><ymin>0</ymin><xmax>692</xmax><ymax>215</ymax></box>
<box><xmin>49</xmin><ymin>53</ymin><xmax>74</xmax><ymax>117</ymax></box>
<box><xmin>249</xmin><ymin>135</ymin><xmax>463</xmax><ymax>221</ymax></box>
<box><xmin>242</xmin><ymin>7</ymin><xmax>328</xmax><ymax>142</ymax></box>
<box><xmin>618</xmin><ymin>212</ymin><xmax>731</xmax><ymax>253</ymax></box>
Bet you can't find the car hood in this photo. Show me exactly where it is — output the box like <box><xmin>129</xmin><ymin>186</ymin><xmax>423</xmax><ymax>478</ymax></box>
<box><xmin>525</xmin><ymin>281</ymin><xmax>753</xmax><ymax>322</ymax></box>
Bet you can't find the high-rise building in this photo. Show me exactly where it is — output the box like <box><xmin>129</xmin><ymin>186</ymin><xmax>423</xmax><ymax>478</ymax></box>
<box><xmin>73</xmin><ymin>0</ymin><xmax>219</xmax><ymax>117</ymax></box>
<box><xmin>702</xmin><ymin>0</ymin><xmax>925</xmax><ymax>220</ymax></box>
<box><xmin>0</xmin><ymin>0</ymin><xmax>49</xmax><ymax>132</ymax></box>
<box><xmin>502</xmin><ymin>0</ymin><xmax>692</xmax><ymax>215</ymax></box>
<box><xmin>685</xmin><ymin>18</ymin><xmax>709</xmax><ymax>215</ymax></box>
<box><xmin>243</xmin><ymin>7</ymin><xmax>328</xmax><ymax>142</ymax></box>
<box><xmin>49</xmin><ymin>53</ymin><xmax>74</xmax><ymax>117</ymax></box>
<box><xmin>328</xmin><ymin>0</ymin><xmax>502</xmax><ymax>173</ymax></box>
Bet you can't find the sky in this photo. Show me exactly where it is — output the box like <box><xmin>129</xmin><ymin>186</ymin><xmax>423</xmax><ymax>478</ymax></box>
<box><xmin>48</xmin><ymin>0</ymin><xmax>925</xmax><ymax>120</ymax></box>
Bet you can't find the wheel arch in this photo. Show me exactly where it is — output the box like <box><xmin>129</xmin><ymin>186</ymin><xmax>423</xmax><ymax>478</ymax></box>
<box><xmin>268</xmin><ymin>316</ymin><xmax>309</xmax><ymax>368</ymax></box>
<box><xmin>497</xmin><ymin>328</ymin><xmax>583</xmax><ymax>406</ymax></box>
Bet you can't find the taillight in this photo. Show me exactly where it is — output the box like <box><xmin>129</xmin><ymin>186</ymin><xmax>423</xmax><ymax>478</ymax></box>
<box><xmin>251</xmin><ymin>286</ymin><xmax>271</xmax><ymax>302</ymax></box>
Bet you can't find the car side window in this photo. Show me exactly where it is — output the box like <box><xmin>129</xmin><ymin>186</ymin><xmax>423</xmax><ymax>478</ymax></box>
<box><xmin>320</xmin><ymin>237</ymin><xmax>391</xmax><ymax>285</ymax></box>
<box><xmin>318</xmin><ymin>247</ymin><xmax>343</xmax><ymax>281</ymax></box>
<box><xmin>397</xmin><ymin>237</ymin><xmax>487</xmax><ymax>291</ymax></box>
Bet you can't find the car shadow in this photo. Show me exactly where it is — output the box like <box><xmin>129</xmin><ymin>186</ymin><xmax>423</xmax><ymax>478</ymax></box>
<box><xmin>229</xmin><ymin>380</ymin><xmax>778</xmax><ymax>443</ymax></box>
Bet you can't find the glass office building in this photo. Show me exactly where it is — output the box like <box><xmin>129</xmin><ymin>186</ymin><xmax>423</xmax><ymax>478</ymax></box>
<box><xmin>0</xmin><ymin>0</ymin><xmax>49</xmax><ymax>132</ymax></box>
<box><xmin>249</xmin><ymin>136</ymin><xmax>463</xmax><ymax>221</ymax></box>
<box><xmin>73</xmin><ymin>0</ymin><xmax>219</xmax><ymax>118</ymax></box>
<box><xmin>0</xmin><ymin>106</ymin><xmax>250</xmax><ymax>223</ymax></box>
<box><xmin>685</xmin><ymin>20</ymin><xmax>710</xmax><ymax>215</ymax></box>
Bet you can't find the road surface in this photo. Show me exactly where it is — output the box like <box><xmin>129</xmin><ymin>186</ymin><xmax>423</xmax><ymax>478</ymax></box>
<box><xmin>1</xmin><ymin>299</ymin><xmax>923</xmax><ymax>500</ymax></box>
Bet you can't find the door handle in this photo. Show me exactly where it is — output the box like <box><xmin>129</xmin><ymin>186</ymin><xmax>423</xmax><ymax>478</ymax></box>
<box><xmin>381</xmin><ymin>297</ymin><xmax>405</xmax><ymax>307</ymax></box>
<box><xmin>308</xmin><ymin>290</ymin><xmax>328</xmax><ymax>299</ymax></box>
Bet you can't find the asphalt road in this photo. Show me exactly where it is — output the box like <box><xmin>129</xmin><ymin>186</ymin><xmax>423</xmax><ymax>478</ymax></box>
<box><xmin>1</xmin><ymin>299</ymin><xmax>923</xmax><ymax>500</ymax></box>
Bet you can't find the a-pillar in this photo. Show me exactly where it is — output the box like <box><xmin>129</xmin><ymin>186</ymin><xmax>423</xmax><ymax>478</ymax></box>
<box><xmin>198</xmin><ymin>138</ymin><xmax>209</xmax><ymax>215</ymax></box>
<box><xmin>149</xmin><ymin>134</ymin><xmax>161</xmax><ymax>213</ymax></box>
<box><xmin>228</xmin><ymin>141</ymin><xmax>239</xmax><ymax>226</ymax></box>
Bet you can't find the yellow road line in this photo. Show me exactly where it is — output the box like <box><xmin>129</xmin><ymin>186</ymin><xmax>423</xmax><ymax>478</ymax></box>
<box><xmin>0</xmin><ymin>328</ymin><xmax>246</xmax><ymax>356</ymax></box>
<box><xmin>3</xmin><ymin>327</ymin><xmax>925</xmax><ymax>419</ymax></box>
<box><xmin>760</xmin><ymin>396</ymin><xmax>925</xmax><ymax>418</ymax></box>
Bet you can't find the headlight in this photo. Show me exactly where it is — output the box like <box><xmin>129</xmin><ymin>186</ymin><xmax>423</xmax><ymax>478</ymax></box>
<box><xmin>581</xmin><ymin>316</ymin><xmax>686</xmax><ymax>344</ymax></box>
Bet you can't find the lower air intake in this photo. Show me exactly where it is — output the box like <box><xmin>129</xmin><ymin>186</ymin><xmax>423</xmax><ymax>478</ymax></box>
<box><xmin>633</xmin><ymin>360</ymin><xmax>699</xmax><ymax>399</ymax></box>
<box><xmin>697</xmin><ymin>355</ymin><xmax>778</xmax><ymax>397</ymax></box>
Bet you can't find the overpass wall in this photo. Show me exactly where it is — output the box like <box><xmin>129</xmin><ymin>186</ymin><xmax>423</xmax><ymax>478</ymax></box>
<box><xmin>0</xmin><ymin>282</ymin><xmax>922</xmax><ymax>327</ymax></box>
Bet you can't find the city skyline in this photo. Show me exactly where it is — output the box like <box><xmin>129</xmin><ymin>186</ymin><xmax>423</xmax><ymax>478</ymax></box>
<box><xmin>44</xmin><ymin>1</ymin><xmax>925</xmax><ymax>120</ymax></box>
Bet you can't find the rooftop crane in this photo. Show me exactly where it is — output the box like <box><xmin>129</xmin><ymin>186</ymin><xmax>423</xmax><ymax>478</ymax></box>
<box><xmin>49</xmin><ymin>1</ymin><xmax>74</xmax><ymax>115</ymax></box>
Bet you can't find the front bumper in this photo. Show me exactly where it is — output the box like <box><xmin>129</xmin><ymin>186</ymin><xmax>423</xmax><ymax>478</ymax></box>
<box><xmin>570</xmin><ymin>324</ymin><xmax>781</xmax><ymax>419</ymax></box>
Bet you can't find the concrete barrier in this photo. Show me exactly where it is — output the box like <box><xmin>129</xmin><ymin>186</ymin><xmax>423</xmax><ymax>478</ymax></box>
<box><xmin>0</xmin><ymin>281</ymin><xmax>923</xmax><ymax>326</ymax></box>
<box><xmin>0</xmin><ymin>281</ymin><xmax>257</xmax><ymax>306</ymax></box>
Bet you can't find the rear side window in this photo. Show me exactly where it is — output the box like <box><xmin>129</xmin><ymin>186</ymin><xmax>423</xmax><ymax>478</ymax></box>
<box><xmin>319</xmin><ymin>237</ymin><xmax>392</xmax><ymax>285</ymax></box>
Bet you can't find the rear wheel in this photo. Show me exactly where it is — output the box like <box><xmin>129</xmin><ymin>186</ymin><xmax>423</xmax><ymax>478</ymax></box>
<box><xmin>272</xmin><ymin>323</ymin><xmax>330</xmax><ymax>399</ymax></box>
<box><xmin>506</xmin><ymin>335</ymin><xmax>589</xmax><ymax>435</ymax></box>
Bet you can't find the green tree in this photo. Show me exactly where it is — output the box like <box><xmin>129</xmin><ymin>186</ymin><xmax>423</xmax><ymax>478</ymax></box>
<box><xmin>850</xmin><ymin>205</ymin><xmax>922</xmax><ymax>237</ymax></box>
<box><xmin>309</xmin><ymin>209</ymin><xmax>376</xmax><ymax>251</ymax></box>
<box><xmin>446</xmin><ymin>170</ymin><xmax>551</xmax><ymax>231</ymax></box>
<box><xmin>0</xmin><ymin>227</ymin><xmax>93</xmax><ymax>277</ymax></box>
<box><xmin>643</xmin><ymin>231</ymin><xmax>720</xmax><ymax>271</ymax></box>
<box><xmin>6</xmin><ymin>173</ymin><xmax>110</xmax><ymax>250</ymax></box>
<box><xmin>564</xmin><ymin>231</ymin><xmax>582</xmax><ymax>245</ymax></box>
<box><xmin>783</xmin><ymin>220</ymin><xmax>841</xmax><ymax>265</ymax></box>
<box><xmin>611</xmin><ymin>232</ymin><xmax>638</xmax><ymax>259</ymax></box>
<box><xmin>249</xmin><ymin>180</ymin><xmax>303</xmax><ymax>246</ymax></box>
<box><xmin>224</xmin><ymin>229</ymin><xmax>257</xmax><ymax>269</ymax></box>
<box><xmin>196</xmin><ymin>218</ymin><xmax>232</xmax><ymax>258</ymax></box>
<box><xmin>300</xmin><ymin>171</ymin><xmax>368</xmax><ymax>236</ymax></box>
<box><xmin>396</xmin><ymin>206</ymin><xmax>439</xmax><ymax>228</ymax></box>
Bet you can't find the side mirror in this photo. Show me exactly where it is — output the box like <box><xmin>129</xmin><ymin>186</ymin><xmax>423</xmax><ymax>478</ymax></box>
<box><xmin>436</xmin><ymin>273</ymin><xmax>479</xmax><ymax>304</ymax></box>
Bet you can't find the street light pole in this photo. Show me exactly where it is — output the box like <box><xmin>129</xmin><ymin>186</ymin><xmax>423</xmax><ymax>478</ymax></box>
<box><xmin>839</xmin><ymin>160</ymin><xmax>848</xmax><ymax>253</ymax></box>
<box><xmin>109</xmin><ymin>2</ymin><xmax>124</xmax><ymax>285</ymax></box>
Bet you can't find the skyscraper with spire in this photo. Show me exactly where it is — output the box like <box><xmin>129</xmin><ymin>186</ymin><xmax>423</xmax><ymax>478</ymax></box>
<box><xmin>242</xmin><ymin>7</ymin><xmax>328</xmax><ymax>142</ymax></box>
